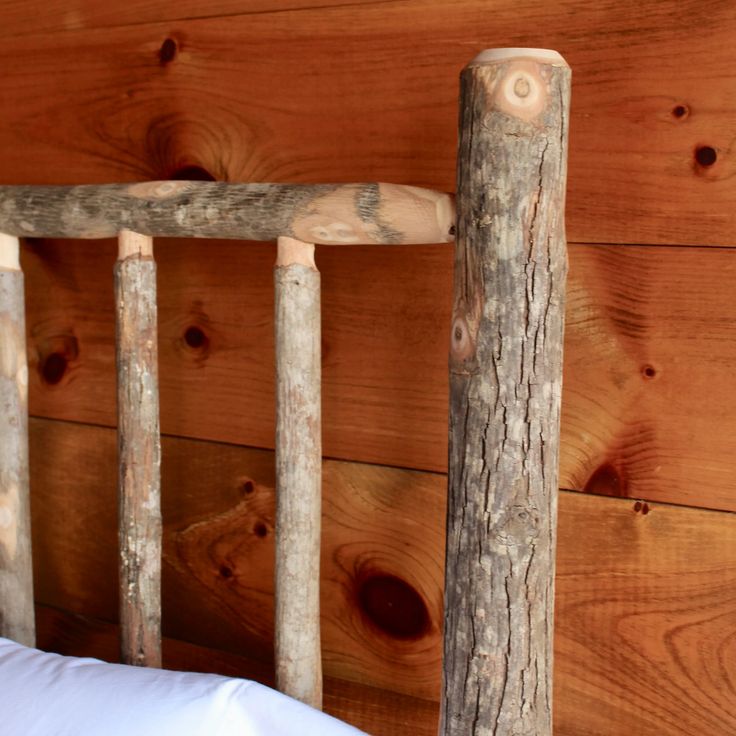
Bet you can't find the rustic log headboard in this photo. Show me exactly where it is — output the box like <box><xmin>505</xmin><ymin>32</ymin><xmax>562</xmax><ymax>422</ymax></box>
<box><xmin>0</xmin><ymin>47</ymin><xmax>570</xmax><ymax>736</ymax></box>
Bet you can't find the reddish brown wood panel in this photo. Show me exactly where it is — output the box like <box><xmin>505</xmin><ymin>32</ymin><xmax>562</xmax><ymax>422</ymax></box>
<box><xmin>35</xmin><ymin>605</ymin><xmax>440</xmax><ymax>736</ymax></box>
<box><xmin>30</xmin><ymin>419</ymin><xmax>736</xmax><ymax>735</ymax></box>
<box><xmin>0</xmin><ymin>1</ymin><xmax>735</xmax><ymax>246</ymax></box>
<box><xmin>23</xmin><ymin>241</ymin><xmax>736</xmax><ymax>512</ymax></box>
<box><xmin>30</xmin><ymin>418</ymin><xmax>445</xmax><ymax>700</ymax></box>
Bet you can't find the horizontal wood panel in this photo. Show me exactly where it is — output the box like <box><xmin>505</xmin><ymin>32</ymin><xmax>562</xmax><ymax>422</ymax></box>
<box><xmin>0</xmin><ymin>0</ymin><xmax>348</xmax><ymax>35</ymax></box>
<box><xmin>31</xmin><ymin>417</ymin><xmax>446</xmax><ymax>700</ymax></box>
<box><xmin>35</xmin><ymin>605</ymin><xmax>440</xmax><ymax>736</ymax></box>
<box><xmin>1</xmin><ymin>0</ymin><xmax>736</xmax><ymax>246</ymax></box>
<box><xmin>30</xmin><ymin>419</ymin><xmax>736</xmax><ymax>735</ymax></box>
<box><xmin>23</xmin><ymin>240</ymin><xmax>736</xmax><ymax>511</ymax></box>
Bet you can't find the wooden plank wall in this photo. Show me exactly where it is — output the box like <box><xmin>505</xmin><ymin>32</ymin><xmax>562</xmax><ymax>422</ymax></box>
<box><xmin>1</xmin><ymin>1</ymin><xmax>735</xmax><ymax>734</ymax></box>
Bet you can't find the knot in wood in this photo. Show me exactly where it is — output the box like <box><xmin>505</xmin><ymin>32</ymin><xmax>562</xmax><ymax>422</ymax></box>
<box><xmin>513</xmin><ymin>76</ymin><xmax>531</xmax><ymax>98</ymax></box>
<box><xmin>494</xmin><ymin>504</ymin><xmax>540</xmax><ymax>547</ymax></box>
<box><xmin>493</xmin><ymin>62</ymin><xmax>549</xmax><ymax>121</ymax></box>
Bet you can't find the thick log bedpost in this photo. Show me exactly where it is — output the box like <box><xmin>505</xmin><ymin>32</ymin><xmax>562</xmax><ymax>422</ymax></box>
<box><xmin>0</xmin><ymin>233</ymin><xmax>34</xmax><ymax>646</ymax></box>
<box><xmin>274</xmin><ymin>236</ymin><xmax>323</xmax><ymax>709</ymax></box>
<box><xmin>441</xmin><ymin>48</ymin><xmax>571</xmax><ymax>736</ymax></box>
<box><xmin>115</xmin><ymin>229</ymin><xmax>162</xmax><ymax>667</ymax></box>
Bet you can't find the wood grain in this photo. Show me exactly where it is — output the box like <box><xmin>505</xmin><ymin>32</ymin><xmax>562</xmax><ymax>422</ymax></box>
<box><xmin>29</xmin><ymin>417</ymin><xmax>446</xmax><ymax>701</ymax></box>
<box><xmin>0</xmin><ymin>1</ymin><xmax>735</xmax><ymax>246</ymax></box>
<box><xmin>34</xmin><ymin>605</ymin><xmax>440</xmax><ymax>736</ymax></box>
<box><xmin>29</xmin><ymin>419</ymin><xmax>736</xmax><ymax>735</ymax></box>
<box><xmin>22</xmin><ymin>239</ymin><xmax>736</xmax><ymax>512</ymax></box>
<box><xmin>0</xmin><ymin>0</ymin><xmax>358</xmax><ymax>35</ymax></box>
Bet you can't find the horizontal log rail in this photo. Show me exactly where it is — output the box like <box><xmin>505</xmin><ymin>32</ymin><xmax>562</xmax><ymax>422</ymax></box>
<box><xmin>0</xmin><ymin>182</ymin><xmax>455</xmax><ymax>245</ymax></box>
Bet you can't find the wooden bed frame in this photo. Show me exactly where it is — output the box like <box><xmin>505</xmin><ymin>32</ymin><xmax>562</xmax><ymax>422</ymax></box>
<box><xmin>0</xmin><ymin>48</ymin><xmax>570</xmax><ymax>736</ymax></box>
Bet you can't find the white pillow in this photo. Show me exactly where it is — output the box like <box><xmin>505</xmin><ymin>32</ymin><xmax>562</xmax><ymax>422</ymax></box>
<box><xmin>0</xmin><ymin>637</ymin><xmax>369</xmax><ymax>736</ymax></box>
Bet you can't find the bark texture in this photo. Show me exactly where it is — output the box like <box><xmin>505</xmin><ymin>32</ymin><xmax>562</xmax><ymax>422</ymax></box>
<box><xmin>441</xmin><ymin>50</ymin><xmax>571</xmax><ymax>736</ymax></box>
<box><xmin>0</xmin><ymin>182</ymin><xmax>454</xmax><ymax>245</ymax></box>
<box><xmin>274</xmin><ymin>237</ymin><xmax>322</xmax><ymax>709</ymax></box>
<box><xmin>0</xmin><ymin>236</ymin><xmax>34</xmax><ymax>646</ymax></box>
<box><xmin>115</xmin><ymin>232</ymin><xmax>162</xmax><ymax>667</ymax></box>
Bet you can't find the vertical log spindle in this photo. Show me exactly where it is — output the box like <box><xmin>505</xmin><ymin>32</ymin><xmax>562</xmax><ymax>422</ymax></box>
<box><xmin>442</xmin><ymin>48</ymin><xmax>571</xmax><ymax>736</ymax></box>
<box><xmin>115</xmin><ymin>229</ymin><xmax>162</xmax><ymax>667</ymax></box>
<box><xmin>0</xmin><ymin>233</ymin><xmax>34</xmax><ymax>646</ymax></box>
<box><xmin>274</xmin><ymin>235</ymin><xmax>323</xmax><ymax>709</ymax></box>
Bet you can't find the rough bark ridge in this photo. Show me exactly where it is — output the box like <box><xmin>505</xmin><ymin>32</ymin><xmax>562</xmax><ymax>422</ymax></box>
<box><xmin>441</xmin><ymin>50</ymin><xmax>571</xmax><ymax>736</ymax></box>
<box><xmin>115</xmin><ymin>241</ymin><xmax>162</xmax><ymax>667</ymax></box>
<box><xmin>274</xmin><ymin>237</ymin><xmax>322</xmax><ymax>708</ymax></box>
<box><xmin>0</xmin><ymin>238</ymin><xmax>34</xmax><ymax>646</ymax></box>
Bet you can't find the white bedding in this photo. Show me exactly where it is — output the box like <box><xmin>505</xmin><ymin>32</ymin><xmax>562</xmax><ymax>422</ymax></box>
<box><xmin>0</xmin><ymin>638</ymin><xmax>369</xmax><ymax>736</ymax></box>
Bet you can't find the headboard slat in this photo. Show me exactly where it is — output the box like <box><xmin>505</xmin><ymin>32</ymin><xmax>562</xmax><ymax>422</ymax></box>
<box><xmin>274</xmin><ymin>235</ymin><xmax>323</xmax><ymax>709</ymax></box>
<box><xmin>0</xmin><ymin>232</ymin><xmax>34</xmax><ymax>647</ymax></box>
<box><xmin>115</xmin><ymin>229</ymin><xmax>162</xmax><ymax>668</ymax></box>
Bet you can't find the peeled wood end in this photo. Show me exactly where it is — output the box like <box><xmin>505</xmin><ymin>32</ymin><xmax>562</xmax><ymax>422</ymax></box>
<box><xmin>276</xmin><ymin>236</ymin><xmax>317</xmax><ymax>269</ymax></box>
<box><xmin>470</xmin><ymin>47</ymin><xmax>568</xmax><ymax>68</ymax></box>
<box><xmin>118</xmin><ymin>229</ymin><xmax>153</xmax><ymax>260</ymax></box>
<box><xmin>0</xmin><ymin>233</ymin><xmax>20</xmax><ymax>271</ymax></box>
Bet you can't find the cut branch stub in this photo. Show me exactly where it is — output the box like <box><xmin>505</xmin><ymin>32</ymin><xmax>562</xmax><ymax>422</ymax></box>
<box><xmin>442</xmin><ymin>48</ymin><xmax>571</xmax><ymax>736</ymax></box>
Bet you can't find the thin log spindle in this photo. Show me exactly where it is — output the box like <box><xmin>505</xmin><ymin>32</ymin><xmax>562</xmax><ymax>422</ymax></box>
<box><xmin>442</xmin><ymin>48</ymin><xmax>571</xmax><ymax>736</ymax></box>
<box><xmin>115</xmin><ymin>229</ymin><xmax>162</xmax><ymax>667</ymax></box>
<box><xmin>0</xmin><ymin>233</ymin><xmax>34</xmax><ymax>646</ymax></box>
<box><xmin>274</xmin><ymin>236</ymin><xmax>322</xmax><ymax>709</ymax></box>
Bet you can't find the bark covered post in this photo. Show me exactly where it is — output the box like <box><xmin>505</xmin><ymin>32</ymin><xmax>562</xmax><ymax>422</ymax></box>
<box><xmin>115</xmin><ymin>229</ymin><xmax>162</xmax><ymax>667</ymax></box>
<box><xmin>0</xmin><ymin>233</ymin><xmax>34</xmax><ymax>646</ymax></box>
<box><xmin>441</xmin><ymin>48</ymin><xmax>571</xmax><ymax>736</ymax></box>
<box><xmin>274</xmin><ymin>236</ymin><xmax>322</xmax><ymax>709</ymax></box>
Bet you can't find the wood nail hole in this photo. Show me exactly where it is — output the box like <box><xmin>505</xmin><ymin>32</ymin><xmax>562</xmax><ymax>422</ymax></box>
<box><xmin>183</xmin><ymin>325</ymin><xmax>208</xmax><ymax>350</ymax></box>
<box><xmin>253</xmin><ymin>522</ymin><xmax>268</xmax><ymax>538</ymax></box>
<box><xmin>40</xmin><ymin>353</ymin><xmax>67</xmax><ymax>385</ymax></box>
<box><xmin>357</xmin><ymin>573</ymin><xmax>430</xmax><ymax>640</ymax></box>
<box><xmin>695</xmin><ymin>145</ymin><xmax>717</xmax><ymax>167</ymax></box>
<box><xmin>158</xmin><ymin>38</ymin><xmax>178</xmax><ymax>65</ymax></box>
<box><xmin>219</xmin><ymin>565</ymin><xmax>233</xmax><ymax>579</ymax></box>
<box><xmin>633</xmin><ymin>501</ymin><xmax>650</xmax><ymax>515</ymax></box>
<box><xmin>241</xmin><ymin>480</ymin><xmax>255</xmax><ymax>495</ymax></box>
<box><xmin>642</xmin><ymin>365</ymin><xmax>657</xmax><ymax>379</ymax></box>
<box><xmin>672</xmin><ymin>104</ymin><xmax>689</xmax><ymax>119</ymax></box>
